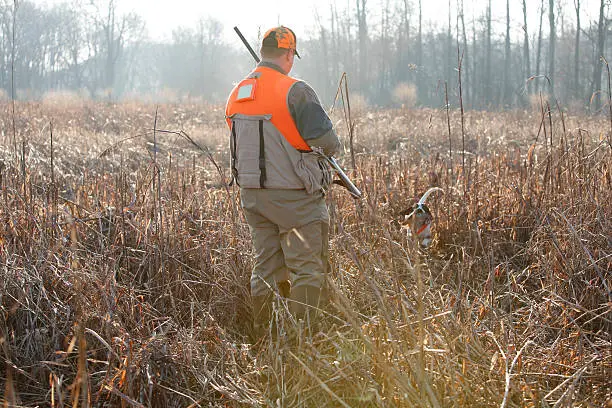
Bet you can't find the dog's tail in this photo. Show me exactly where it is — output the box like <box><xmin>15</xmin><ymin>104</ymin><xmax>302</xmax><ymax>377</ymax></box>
<box><xmin>417</xmin><ymin>187</ymin><xmax>444</xmax><ymax>206</ymax></box>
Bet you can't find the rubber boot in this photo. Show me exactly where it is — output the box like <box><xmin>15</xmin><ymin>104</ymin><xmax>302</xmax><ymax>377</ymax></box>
<box><xmin>277</xmin><ymin>280</ymin><xmax>291</xmax><ymax>298</ymax></box>
<box><xmin>289</xmin><ymin>285</ymin><xmax>327</xmax><ymax>323</ymax></box>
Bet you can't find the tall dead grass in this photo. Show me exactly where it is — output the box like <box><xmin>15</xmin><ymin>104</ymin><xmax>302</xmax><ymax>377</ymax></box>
<box><xmin>0</xmin><ymin>101</ymin><xmax>609</xmax><ymax>407</ymax></box>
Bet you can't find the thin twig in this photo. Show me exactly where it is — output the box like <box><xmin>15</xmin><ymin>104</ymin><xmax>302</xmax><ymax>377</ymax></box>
<box><xmin>500</xmin><ymin>340</ymin><xmax>533</xmax><ymax>408</ymax></box>
<box><xmin>543</xmin><ymin>356</ymin><xmax>600</xmax><ymax>402</ymax></box>
<box><xmin>103</xmin><ymin>385</ymin><xmax>146</xmax><ymax>408</ymax></box>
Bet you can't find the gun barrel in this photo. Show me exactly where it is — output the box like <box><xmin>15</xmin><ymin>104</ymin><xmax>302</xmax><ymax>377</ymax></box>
<box><xmin>326</xmin><ymin>156</ymin><xmax>362</xmax><ymax>199</ymax></box>
<box><xmin>234</xmin><ymin>26</ymin><xmax>260</xmax><ymax>63</ymax></box>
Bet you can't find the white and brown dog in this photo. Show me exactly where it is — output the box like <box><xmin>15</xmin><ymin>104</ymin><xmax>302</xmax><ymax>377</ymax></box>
<box><xmin>398</xmin><ymin>187</ymin><xmax>444</xmax><ymax>249</ymax></box>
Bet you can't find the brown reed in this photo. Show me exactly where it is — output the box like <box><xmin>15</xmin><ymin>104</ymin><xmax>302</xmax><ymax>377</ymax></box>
<box><xmin>0</xmin><ymin>101</ymin><xmax>609</xmax><ymax>407</ymax></box>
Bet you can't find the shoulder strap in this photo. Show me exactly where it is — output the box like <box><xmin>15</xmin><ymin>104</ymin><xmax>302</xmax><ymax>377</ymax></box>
<box><xmin>230</xmin><ymin>120</ymin><xmax>239</xmax><ymax>186</ymax></box>
<box><xmin>258</xmin><ymin>119</ymin><xmax>266</xmax><ymax>188</ymax></box>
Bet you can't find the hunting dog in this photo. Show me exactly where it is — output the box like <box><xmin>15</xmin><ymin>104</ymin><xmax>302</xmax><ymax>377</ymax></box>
<box><xmin>398</xmin><ymin>187</ymin><xmax>444</xmax><ymax>249</ymax></box>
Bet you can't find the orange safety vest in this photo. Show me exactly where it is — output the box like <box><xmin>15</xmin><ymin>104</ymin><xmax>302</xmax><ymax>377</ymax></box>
<box><xmin>225</xmin><ymin>66</ymin><xmax>312</xmax><ymax>152</ymax></box>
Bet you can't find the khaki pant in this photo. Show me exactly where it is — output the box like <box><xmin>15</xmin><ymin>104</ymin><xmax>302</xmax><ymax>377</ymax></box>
<box><xmin>240</xmin><ymin>188</ymin><xmax>330</xmax><ymax>322</ymax></box>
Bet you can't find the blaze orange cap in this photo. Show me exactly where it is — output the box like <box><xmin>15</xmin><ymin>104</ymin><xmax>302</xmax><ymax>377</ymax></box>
<box><xmin>262</xmin><ymin>26</ymin><xmax>301</xmax><ymax>58</ymax></box>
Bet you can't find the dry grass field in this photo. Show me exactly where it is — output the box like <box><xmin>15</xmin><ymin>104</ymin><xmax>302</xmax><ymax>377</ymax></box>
<box><xmin>0</xmin><ymin>100</ymin><xmax>610</xmax><ymax>407</ymax></box>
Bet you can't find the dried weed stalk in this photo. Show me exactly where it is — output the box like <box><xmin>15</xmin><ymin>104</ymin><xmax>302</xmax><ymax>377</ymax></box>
<box><xmin>0</xmin><ymin>101</ymin><xmax>609</xmax><ymax>407</ymax></box>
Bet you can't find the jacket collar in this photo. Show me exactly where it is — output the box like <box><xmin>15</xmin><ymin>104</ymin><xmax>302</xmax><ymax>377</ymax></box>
<box><xmin>258</xmin><ymin>61</ymin><xmax>286</xmax><ymax>74</ymax></box>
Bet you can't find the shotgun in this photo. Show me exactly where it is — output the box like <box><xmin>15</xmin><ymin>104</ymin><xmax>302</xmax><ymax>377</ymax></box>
<box><xmin>233</xmin><ymin>26</ymin><xmax>260</xmax><ymax>64</ymax></box>
<box><xmin>233</xmin><ymin>26</ymin><xmax>362</xmax><ymax>199</ymax></box>
<box><xmin>325</xmin><ymin>156</ymin><xmax>362</xmax><ymax>199</ymax></box>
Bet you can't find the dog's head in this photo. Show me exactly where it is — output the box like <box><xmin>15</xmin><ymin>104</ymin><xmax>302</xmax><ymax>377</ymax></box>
<box><xmin>398</xmin><ymin>187</ymin><xmax>443</xmax><ymax>249</ymax></box>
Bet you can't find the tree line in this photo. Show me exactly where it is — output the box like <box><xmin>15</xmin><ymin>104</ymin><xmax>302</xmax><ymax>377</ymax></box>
<box><xmin>0</xmin><ymin>0</ymin><xmax>610</xmax><ymax>112</ymax></box>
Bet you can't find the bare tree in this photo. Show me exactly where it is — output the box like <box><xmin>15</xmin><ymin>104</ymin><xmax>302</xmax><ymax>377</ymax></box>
<box><xmin>314</xmin><ymin>11</ymin><xmax>331</xmax><ymax>92</ymax></box>
<box><xmin>457</xmin><ymin>0</ymin><xmax>469</xmax><ymax>106</ymax></box>
<box><xmin>378</xmin><ymin>0</ymin><xmax>391</xmax><ymax>100</ymax></box>
<box><xmin>0</xmin><ymin>0</ymin><xmax>14</xmax><ymax>94</ymax></box>
<box><xmin>343</xmin><ymin>3</ymin><xmax>353</xmax><ymax>87</ymax></box>
<box><xmin>457</xmin><ymin>0</ymin><xmax>470</xmax><ymax>104</ymax></box>
<box><xmin>548</xmin><ymin>0</ymin><xmax>556</xmax><ymax>93</ymax></box>
<box><xmin>536</xmin><ymin>0</ymin><xmax>545</xmax><ymax>93</ymax></box>
<box><xmin>485</xmin><ymin>0</ymin><xmax>492</xmax><ymax>105</ymax></box>
<box><xmin>0</xmin><ymin>0</ymin><xmax>607</xmax><ymax>111</ymax></box>
<box><xmin>446</xmin><ymin>0</ymin><xmax>452</xmax><ymax>83</ymax></box>
<box><xmin>330</xmin><ymin>3</ymin><xmax>339</xmax><ymax>83</ymax></box>
<box><xmin>196</xmin><ymin>17</ymin><xmax>223</xmax><ymax>98</ymax></box>
<box><xmin>503</xmin><ymin>0</ymin><xmax>511</xmax><ymax>105</ymax></box>
<box><xmin>356</xmin><ymin>0</ymin><xmax>368</xmax><ymax>93</ymax></box>
<box><xmin>10</xmin><ymin>1</ymin><xmax>57</xmax><ymax>93</ymax></box>
<box><xmin>86</xmin><ymin>0</ymin><xmax>144</xmax><ymax>99</ymax></box>
<box><xmin>471</xmin><ymin>10</ymin><xmax>478</xmax><ymax>107</ymax></box>
<box><xmin>590</xmin><ymin>0</ymin><xmax>607</xmax><ymax>111</ymax></box>
<box><xmin>522</xmin><ymin>0</ymin><xmax>531</xmax><ymax>98</ymax></box>
<box><xmin>417</xmin><ymin>0</ymin><xmax>423</xmax><ymax>102</ymax></box>
<box><xmin>398</xmin><ymin>0</ymin><xmax>411</xmax><ymax>83</ymax></box>
<box><xmin>573</xmin><ymin>0</ymin><xmax>581</xmax><ymax>99</ymax></box>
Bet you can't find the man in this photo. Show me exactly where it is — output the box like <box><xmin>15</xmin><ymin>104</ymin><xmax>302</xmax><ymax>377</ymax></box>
<box><xmin>225</xmin><ymin>26</ymin><xmax>341</xmax><ymax>337</ymax></box>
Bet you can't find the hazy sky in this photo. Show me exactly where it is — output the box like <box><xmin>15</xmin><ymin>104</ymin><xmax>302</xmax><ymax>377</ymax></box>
<box><xmin>39</xmin><ymin>0</ymin><xmax>606</xmax><ymax>47</ymax></box>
